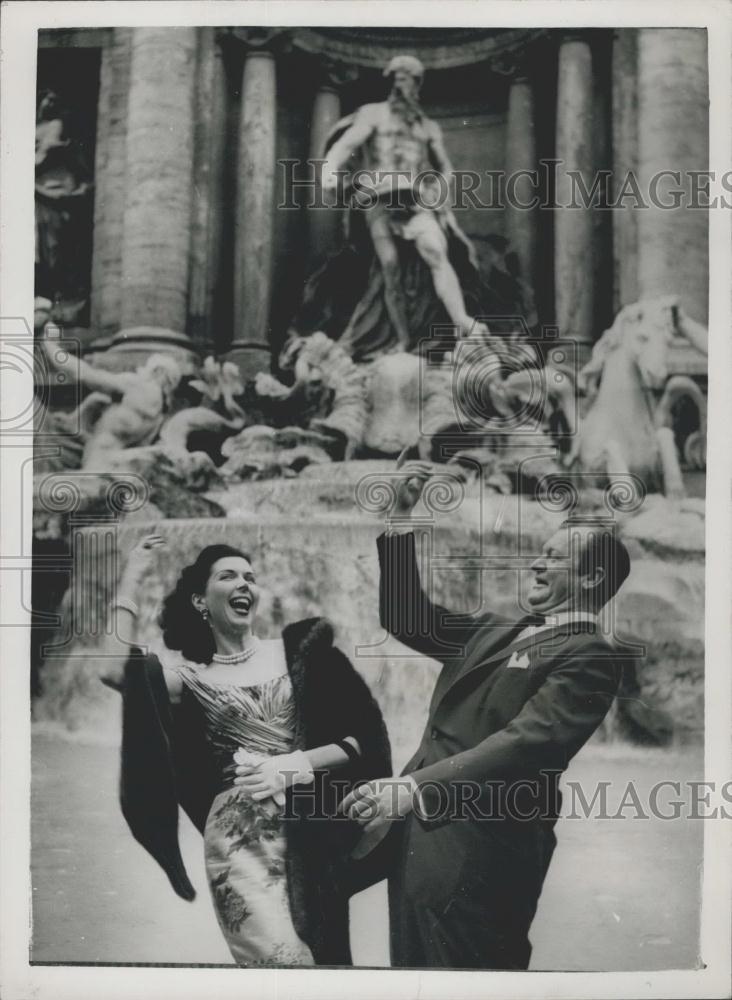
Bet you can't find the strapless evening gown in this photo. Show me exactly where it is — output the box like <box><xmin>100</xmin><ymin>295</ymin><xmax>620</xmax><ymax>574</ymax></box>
<box><xmin>175</xmin><ymin>666</ymin><xmax>314</xmax><ymax>967</ymax></box>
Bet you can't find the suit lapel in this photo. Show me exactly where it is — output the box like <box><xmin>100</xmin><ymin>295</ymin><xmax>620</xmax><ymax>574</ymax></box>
<box><xmin>424</xmin><ymin>619</ymin><xmax>522</xmax><ymax>713</ymax></box>
<box><xmin>438</xmin><ymin>621</ymin><xmax>598</xmax><ymax>706</ymax></box>
<box><xmin>434</xmin><ymin>616</ymin><xmax>536</xmax><ymax>701</ymax></box>
<box><xmin>460</xmin><ymin>618</ymin><xmax>531</xmax><ymax>673</ymax></box>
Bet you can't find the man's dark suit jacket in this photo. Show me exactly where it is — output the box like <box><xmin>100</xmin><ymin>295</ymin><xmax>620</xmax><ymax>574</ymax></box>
<box><xmin>376</xmin><ymin>529</ymin><xmax>625</xmax><ymax>969</ymax></box>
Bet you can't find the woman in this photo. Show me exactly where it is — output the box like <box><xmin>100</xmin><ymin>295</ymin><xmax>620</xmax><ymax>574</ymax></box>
<box><xmin>99</xmin><ymin>533</ymin><xmax>391</xmax><ymax>967</ymax></box>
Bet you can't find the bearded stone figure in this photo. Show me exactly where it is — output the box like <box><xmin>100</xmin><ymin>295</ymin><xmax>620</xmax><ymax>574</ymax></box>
<box><xmin>296</xmin><ymin>55</ymin><xmax>533</xmax><ymax>361</ymax></box>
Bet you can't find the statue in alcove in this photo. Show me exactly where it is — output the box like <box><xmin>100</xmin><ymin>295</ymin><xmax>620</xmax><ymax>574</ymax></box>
<box><xmin>295</xmin><ymin>54</ymin><xmax>536</xmax><ymax>362</ymax></box>
<box><xmin>35</xmin><ymin>90</ymin><xmax>92</xmax><ymax>322</ymax></box>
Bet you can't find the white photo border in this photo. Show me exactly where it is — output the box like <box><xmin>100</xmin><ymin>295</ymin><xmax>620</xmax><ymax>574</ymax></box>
<box><xmin>1</xmin><ymin>2</ymin><xmax>730</xmax><ymax>998</ymax></box>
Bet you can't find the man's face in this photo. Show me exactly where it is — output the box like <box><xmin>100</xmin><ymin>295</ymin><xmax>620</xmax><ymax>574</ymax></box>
<box><xmin>527</xmin><ymin>527</ymin><xmax>588</xmax><ymax>615</ymax></box>
<box><xmin>392</xmin><ymin>69</ymin><xmax>420</xmax><ymax>102</ymax></box>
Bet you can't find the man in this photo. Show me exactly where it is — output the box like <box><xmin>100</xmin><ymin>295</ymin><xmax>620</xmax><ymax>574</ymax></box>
<box><xmin>322</xmin><ymin>54</ymin><xmax>489</xmax><ymax>350</ymax></box>
<box><xmin>342</xmin><ymin>461</ymin><xmax>633</xmax><ymax>969</ymax></box>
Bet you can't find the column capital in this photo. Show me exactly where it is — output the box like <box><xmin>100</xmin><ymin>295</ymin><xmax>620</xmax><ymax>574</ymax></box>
<box><xmin>313</xmin><ymin>55</ymin><xmax>360</xmax><ymax>92</ymax></box>
<box><xmin>490</xmin><ymin>41</ymin><xmax>541</xmax><ymax>82</ymax></box>
<box><xmin>558</xmin><ymin>28</ymin><xmax>595</xmax><ymax>47</ymax></box>
<box><xmin>218</xmin><ymin>26</ymin><xmax>292</xmax><ymax>56</ymax></box>
<box><xmin>612</xmin><ymin>26</ymin><xmax>638</xmax><ymax>42</ymax></box>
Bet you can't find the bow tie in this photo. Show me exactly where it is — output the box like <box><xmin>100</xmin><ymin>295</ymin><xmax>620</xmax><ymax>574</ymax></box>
<box><xmin>513</xmin><ymin>614</ymin><xmax>547</xmax><ymax>644</ymax></box>
<box><xmin>524</xmin><ymin>613</ymin><xmax>546</xmax><ymax>627</ymax></box>
<box><xmin>519</xmin><ymin>613</ymin><xmax>598</xmax><ymax>637</ymax></box>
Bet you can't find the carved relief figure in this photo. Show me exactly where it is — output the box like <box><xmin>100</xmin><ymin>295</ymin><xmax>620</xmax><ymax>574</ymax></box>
<box><xmin>40</xmin><ymin>336</ymin><xmax>182</xmax><ymax>470</ymax></box>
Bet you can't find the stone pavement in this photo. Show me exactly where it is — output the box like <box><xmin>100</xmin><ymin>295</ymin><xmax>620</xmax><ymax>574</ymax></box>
<box><xmin>31</xmin><ymin>731</ymin><xmax>703</xmax><ymax>970</ymax></box>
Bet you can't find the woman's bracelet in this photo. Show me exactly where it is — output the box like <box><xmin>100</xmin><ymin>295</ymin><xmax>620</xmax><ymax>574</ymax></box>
<box><xmin>334</xmin><ymin>738</ymin><xmax>361</xmax><ymax>766</ymax></box>
<box><xmin>109</xmin><ymin>596</ymin><xmax>140</xmax><ymax>618</ymax></box>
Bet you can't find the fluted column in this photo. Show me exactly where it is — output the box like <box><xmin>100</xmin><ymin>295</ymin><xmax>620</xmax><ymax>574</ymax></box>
<box><xmin>554</xmin><ymin>34</ymin><xmax>594</xmax><ymax>355</ymax></box>
<box><xmin>612</xmin><ymin>29</ymin><xmax>639</xmax><ymax>311</ymax></box>
<box><xmin>228</xmin><ymin>34</ymin><xmax>280</xmax><ymax>379</ymax></box>
<box><xmin>505</xmin><ymin>72</ymin><xmax>537</xmax><ymax>292</ymax></box>
<box><xmin>637</xmin><ymin>28</ymin><xmax>708</xmax><ymax>324</ymax></box>
<box><xmin>187</xmin><ymin>28</ymin><xmax>228</xmax><ymax>352</ymax></box>
<box><xmin>90</xmin><ymin>28</ymin><xmax>132</xmax><ymax>342</ymax></box>
<box><xmin>111</xmin><ymin>27</ymin><xmax>198</xmax><ymax>370</ymax></box>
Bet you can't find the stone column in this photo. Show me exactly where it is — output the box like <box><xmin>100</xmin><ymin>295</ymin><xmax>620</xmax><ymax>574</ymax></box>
<box><xmin>306</xmin><ymin>60</ymin><xmax>356</xmax><ymax>266</ymax></box>
<box><xmin>637</xmin><ymin>28</ymin><xmax>708</xmax><ymax>324</ymax></box>
<box><xmin>90</xmin><ymin>29</ymin><xmax>132</xmax><ymax>344</ymax></box>
<box><xmin>227</xmin><ymin>32</ymin><xmax>281</xmax><ymax>379</ymax></box>
<box><xmin>112</xmin><ymin>27</ymin><xmax>199</xmax><ymax>371</ymax></box>
<box><xmin>187</xmin><ymin>27</ymin><xmax>228</xmax><ymax>353</ymax></box>
<box><xmin>308</xmin><ymin>83</ymin><xmax>341</xmax><ymax>264</ymax></box>
<box><xmin>592</xmin><ymin>33</ymin><xmax>614</xmax><ymax>335</ymax></box>
<box><xmin>505</xmin><ymin>71</ymin><xmax>537</xmax><ymax>293</ymax></box>
<box><xmin>612</xmin><ymin>29</ymin><xmax>639</xmax><ymax>312</ymax></box>
<box><xmin>554</xmin><ymin>34</ymin><xmax>595</xmax><ymax>356</ymax></box>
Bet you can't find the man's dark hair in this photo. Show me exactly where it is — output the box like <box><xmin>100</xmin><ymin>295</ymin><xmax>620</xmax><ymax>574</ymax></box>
<box><xmin>562</xmin><ymin>519</ymin><xmax>631</xmax><ymax>609</ymax></box>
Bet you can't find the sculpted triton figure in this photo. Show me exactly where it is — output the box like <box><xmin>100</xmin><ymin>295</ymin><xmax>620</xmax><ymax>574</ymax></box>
<box><xmin>40</xmin><ymin>334</ymin><xmax>182</xmax><ymax>469</ymax></box>
<box><xmin>320</xmin><ymin>55</ymin><xmax>490</xmax><ymax>357</ymax></box>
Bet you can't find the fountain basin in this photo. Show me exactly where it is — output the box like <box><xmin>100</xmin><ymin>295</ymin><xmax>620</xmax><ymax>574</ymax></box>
<box><xmin>36</xmin><ymin>474</ymin><xmax>705</xmax><ymax>757</ymax></box>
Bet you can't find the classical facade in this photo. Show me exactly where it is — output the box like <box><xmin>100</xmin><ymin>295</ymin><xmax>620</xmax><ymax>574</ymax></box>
<box><xmin>37</xmin><ymin>26</ymin><xmax>709</xmax><ymax>376</ymax></box>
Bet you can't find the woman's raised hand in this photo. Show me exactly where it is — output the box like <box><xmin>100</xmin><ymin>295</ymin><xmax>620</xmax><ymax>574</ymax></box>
<box><xmin>100</xmin><ymin>533</ymin><xmax>166</xmax><ymax>687</ymax></box>
<box><xmin>122</xmin><ymin>533</ymin><xmax>166</xmax><ymax>585</ymax></box>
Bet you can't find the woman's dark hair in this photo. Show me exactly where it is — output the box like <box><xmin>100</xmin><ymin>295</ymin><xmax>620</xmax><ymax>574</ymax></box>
<box><xmin>159</xmin><ymin>544</ymin><xmax>252</xmax><ymax>663</ymax></box>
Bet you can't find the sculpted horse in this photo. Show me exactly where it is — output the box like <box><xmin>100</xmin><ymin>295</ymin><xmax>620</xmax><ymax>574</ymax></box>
<box><xmin>564</xmin><ymin>297</ymin><xmax>707</xmax><ymax>498</ymax></box>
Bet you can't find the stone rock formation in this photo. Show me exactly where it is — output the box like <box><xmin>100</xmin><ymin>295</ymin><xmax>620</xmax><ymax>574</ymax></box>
<box><xmin>417</xmin><ymin>337</ymin><xmax>565</xmax><ymax>490</ymax></box>
<box><xmin>219</xmin><ymin>332</ymin><xmax>369</xmax><ymax>477</ymax></box>
<box><xmin>362</xmin><ymin>352</ymin><xmax>422</xmax><ymax>455</ymax></box>
<box><xmin>219</xmin><ymin>425</ymin><xmax>333</xmax><ymax>481</ymax></box>
<box><xmin>276</xmin><ymin>331</ymin><xmax>368</xmax><ymax>456</ymax></box>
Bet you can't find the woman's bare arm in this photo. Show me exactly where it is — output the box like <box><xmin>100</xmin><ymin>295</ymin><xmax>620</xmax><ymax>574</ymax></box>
<box><xmin>305</xmin><ymin>737</ymin><xmax>362</xmax><ymax>771</ymax></box>
<box><xmin>98</xmin><ymin>533</ymin><xmax>167</xmax><ymax>689</ymax></box>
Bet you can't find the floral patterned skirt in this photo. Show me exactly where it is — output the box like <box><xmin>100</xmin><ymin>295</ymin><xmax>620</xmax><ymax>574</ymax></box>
<box><xmin>204</xmin><ymin>786</ymin><xmax>314</xmax><ymax>967</ymax></box>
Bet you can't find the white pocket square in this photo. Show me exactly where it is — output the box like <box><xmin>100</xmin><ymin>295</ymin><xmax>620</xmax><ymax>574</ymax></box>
<box><xmin>506</xmin><ymin>651</ymin><xmax>531</xmax><ymax>670</ymax></box>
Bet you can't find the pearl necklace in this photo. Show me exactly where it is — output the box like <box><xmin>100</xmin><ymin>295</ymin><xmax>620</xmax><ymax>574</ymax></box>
<box><xmin>211</xmin><ymin>640</ymin><xmax>259</xmax><ymax>665</ymax></box>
